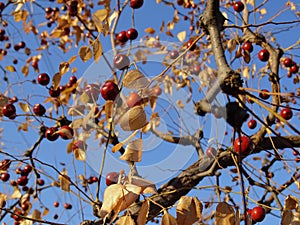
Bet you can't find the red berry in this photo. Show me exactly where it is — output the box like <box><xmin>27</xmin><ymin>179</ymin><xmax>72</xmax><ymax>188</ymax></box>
<box><xmin>248</xmin><ymin>119</ymin><xmax>257</xmax><ymax>129</ymax></box>
<box><xmin>177</xmin><ymin>0</ymin><xmax>184</xmax><ymax>6</ymax></box>
<box><xmin>169</xmin><ymin>50</ymin><xmax>179</xmax><ymax>59</ymax></box>
<box><xmin>91</xmin><ymin>176</ymin><xmax>98</xmax><ymax>183</ymax></box>
<box><xmin>53</xmin><ymin>201</ymin><xmax>59</xmax><ymax>207</ymax></box>
<box><xmin>126</xmin><ymin>92</ymin><xmax>142</xmax><ymax>108</ymax></box>
<box><xmin>21</xmin><ymin>202</ymin><xmax>29</xmax><ymax>211</ymax></box>
<box><xmin>106</xmin><ymin>172</ymin><xmax>119</xmax><ymax>186</ymax></box>
<box><xmin>152</xmin><ymin>85</ymin><xmax>162</xmax><ymax>96</ymax></box>
<box><xmin>18</xmin><ymin>41</ymin><xmax>25</xmax><ymax>49</ymax></box>
<box><xmin>259</xmin><ymin>89</ymin><xmax>270</xmax><ymax>100</ymax></box>
<box><xmin>59</xmin><ymin>125</ymin><xmax>74</xmax><ymax>140</ymax></box>
<box><xmin>100</xmin><ymin>81</ymin><xmax>120</xmax><ymax>101</ymax></box>
<box><xmin>0</xmin><ymin>159</ymin><xmax>11</xmax><ymax>170</ymax></box>
<box><xmin>0</xmin><ymin>172</ymin><xmax>10</xmax><ymax>182</ymax></box>
<box><xmin>251</xmin><ymin>206</ymin><xmax>265</xmax><ymax>222</ymax></box>
<box><xmin>233</xmin><ymin>1</ymin><xmax>244</xmax><ymax>12</ymax></box>
<box><xmin>64</xmin><ymin>203</ymin><xmax>72</xmax><ymax>210</ymax></box>
<box><xmin>117</xmin><ymin>31</ymin><xmax>128</xmax><ymax>43</ymax></box>
<box><xmin>126</xmin><ymin>28</ymin><xmax>138</xmax><ymax>40</ymax></box>
<box><xmin>23</xmin><ymin>164</ymin><xmax>32</xmax><ymax>175</ymax></box>
<box><xmin>33</xmin><ymin>104</ymin><xmax>46</xmax><ymax>116</ymax></box>
<box><xmin>258</xmin><ymin>49</ymin><xmax>270</xmax><ymax>62</ymax></box>
<box><xmin>206</xmin><ymin>147</ymin><xmax>217</xmax><ymax>158</ymax></box>
<box><xmin>234</xmin><ymin>136</ymin><xmax>251</xmax><ymax>154</ymax></box>
<box><xmin>290</xmin><ymin>63</ymin><xmax>298</xmax><ymax>74</ymax></box>
<box><xmin>130</xmin><ymin>0</ymin><xmax>144</xmax><ymax>9</ymax></box>
<box><xmin>37</xmin><ymin>73</ymin><xmax>50</xmax><ymax>86</ymax></box>
<box><xmin>186</xmin><ymin>39</ymin><xmax>196</xmax><ymax>51</ymax></box>
<box><xmin>0</xmin><ymin>2</ymin><xmax>5</xmax><ymax>11</ymax></box>
<box><xmin>69</xmin><ymin>75</ymin><xmax>77</xmax><ymax>85</ymax></box>
<box><xmin>13</xmin><ymin>211</ymin><xmax>23</xmax><ymax>221</ymax></box>
<box><xmin>49</xmin><ymin>86</ymin><xmax>60</xmax><ymax>98</ymax></box>
<box><xmin>280</xmin><ymin>108</ymin><xmax>293</xmax><ymax>120</ymax></box>
<box><xmin>17</xmin><ymin>176</ymin><xmax>28</xmax><ymax>186</ymax></box>
<box><xmin>2</xmin><ymin>104</ymin><xmax>16</xmax><ymax>118</ymax></box>
<box><xmin>283</xmin><ymin>58</ymin><xmax>293</xmax><ymax>67</ymax></box>
<box><xmin>37</xmin><ymin>179</ymin><xmax>45</xmax><ymax>186</ymax></box>
<box><xmin>45</xmin><ymin>127</ymin><xmax>59</xmax><ymax>141</ymax></box>
<box><xmin>114</xmin><ymin>54</ymin><xmax>130</xmax><ymax>70</ymax></box>
<box><xmin>242</xmin><ymin>42</ymin><xmax>253</xmax><ymax>53</ymax></box>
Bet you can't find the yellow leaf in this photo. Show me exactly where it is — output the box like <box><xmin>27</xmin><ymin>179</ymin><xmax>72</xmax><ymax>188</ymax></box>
<box><xmin>93</xmin><ymin>9</ymin><xmax>108</xmax><ymax>21</ymax></box>
<box><xmin>13</xmin><ymin>10</ymin><xmax>28</xmax><ymax>22</ymax></box>
<box><xmin>59</xmin><ymin>62</ymin><xmax>70</xmax><ymax>75</ymax></box>
<box><xmin>162</xmin><ymin>211</ymin><xmax>178</xmax><ymax>225</ymax></box>
<box><xmin>216</xmin><ymin>202</ymin><xmax>235</xmax><ymax>225</ymax></box>
<box><xmin>59</xmin><ymin>169</ymin><xmax>70</xmax><ymax>192</ymax></box>
<box><xmin>119</xmin><ymin>139</ymin><xmax>143</xmax><ymax>162</ymax></box>
<box><xmin>74</xmin><ymin>148</ymin><xmax>86</xmax><ymax>161</ymax></box>
<box><xmin>137</xmin><ymin>200</ymin><xmax>150</xmax><ymax>225</ymax></box>
<box><xmin>144</xmin><ymin>27</ymin><xmax>156</xmax><ymax>34</ymax></box>
<box><xmin>19</xmin><ymin>102</ymin><xmax>30</xmax><ymax>113</ymax></box>
<box><xmin>68</xmin><ymin>55</ymin><xmax>77</xmax><ymax>64</ymax></box>
<box><xmin>177</xmin><ymin>30</ymin><xmax>186</xmax><ymax>42</ymax></box>
<box><xmin>21</xmin><ymin>65</ymin><xmax>29</xmax><ymax>77</ymax></box>
<box><xmin>79</xmin><ymin>46</ymin><xmax>93</xmax><ymax>62</ymax></box>
<box><xmin>243</xmin><ymin>67</ymin><xmax>250</xmax><ymax>79</ymax></box>
<box><xmin>5</xmin><ymin>65</ymin><xmax>16</xmax><ymax>72</ymax></box>
<box><xmin>92</xmin><ymin>39</ymin><xmax>102</xmax><ymax>62</ymax></box>
<box><xmin>52</xmin><ymin>72</ymin><xmax>61</xmax><ymax>90</ymax></box>
<box><xmin>10</xmin><ymin>186</ymin><xmax>22</xmax><ymax>199</ymax></box>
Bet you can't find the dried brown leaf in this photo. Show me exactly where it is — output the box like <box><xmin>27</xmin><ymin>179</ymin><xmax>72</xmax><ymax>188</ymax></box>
<box><xmin>59</xmin><ymin>62</ymin><xmax>70</xmax><ymax>75</ymax></box>
<box><xmin>145</xmin><ymin>27</ymin><xmax>156</xmax><ymax>34</ymax></box>
<box><xmin>52</xmin><ymin>72</ymin><xmax>61</xmax><ymax>90</ymax></box>
<box><xmin>119</xmin><ymin>139</ymin><xmax>143</xmax><ymax>162</ymax></box>
<box><xmin>74</xmin><ymin>148</ymin><xmax>86</xmax><ymax>161</ymax></box>
<box><xmin>92</xmin><ymin>39</ymin><xmax>102</xmax><ymax>62</ymax></box>
<box><xmin>115</xmin><ymin>214</ymin><xmax>136</xmax><ymax>225</ymax></box>
<box><xmin>137</xmin><ymin>200</ymin><xmax>150</xmax><ymax>225</ymax></box>
<box><xmin>79</xmin><ymin>46</ymin><xmax>93</xmax><ymax>62</ymax></box>
<box><xmin>120</xmin><ymin>105</ymin><xmax>148</xmax><ymax>131</ymax></box>
<box><xmin>105</xmin><ymin>100</ymin><xmax>114</xmax><ymax>120</ymax></box>
<box><xmin>123</xmin><ymin>70</ymin><xmax>150</xmax><ymax>90</ymax></box>
<box><xmin>284</xmin><ymin>195</ymin><xmax>299</xmax><ymax>211</ymax></box>
<box><xmin>59</xmin><ymin>169</ymin><xmax>70</xmax><ymax>192</ymax></box>
<box><xmin>216</xmin><ymin>202</ymin><xmax>235</xmax><ymax>225</ymax></box>
<box><xmin>176</xmin><ymin>196</ymin><xmax>202</xmax><ymax>225</ymax></box>
<box><xmin>227</xmin><ymin>39</ymin><xmax>237</xmax><ymax>53</ymax></box>
<box><xmin>131</xmin><ymin>176</ymin><xmax>157</xmax><ymax>194</ymax></box>
<box><xmin>21</xmin><ymin>65</ymin><xmax>29</xmax><ymax>77</ymax></box>
<box><xmin>162</xmin><ymin>211</ymin><xmax>178</xmax><ymax>225</ymax></box>
<box><xmin>99</xmin><ymin>183</ymin><xmax>141</xmax><ymax>219</ymax></box>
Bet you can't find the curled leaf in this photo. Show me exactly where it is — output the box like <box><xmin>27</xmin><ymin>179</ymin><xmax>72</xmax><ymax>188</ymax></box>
<box><xmin>119</xmin><ymin>139</ymin><xmax>143</xmax><ymax>162</ymax></box>
<box><xmin>52</xmin><ymin>72</ymin><xmax>62</xmax><ymax>90</ymax></box>
<box><xmin>122</xmin><ymin>70</ymin><xmax>150</xmax><ymax>90</ymax></box>
<box><xmin>131</xmin><ymin>175</ymin><xmax>157</xmax><ymax>194</ymax></box>
<box><xmin>79</xmin><ymin>46</ymin><xmax>93</xmax><ymax>62</ymax></box>
<box><xmin>216</xmin><ymin>202</ymin><xmax>235</xmax><ymax>225</ymax></box>
<box><xmin>115</xmin><ymin>214</ymin><xmax>136</xmax><ymax>225</ymax></box>
<box><xmin>162</xmin><ymin>211</ymin><xmax>178</xmax><ymax>225</ymax></box>
<box><xmin>59</xmin><ymin>169</ymin><xmax>70</xmax><ymax>192</ymax></box>
<box><xmin>74</xmin><ymin>148</ymin><xmax>86</xmax><ymax>161</ymax></box>
<box><xmin>99</xmin><ymin>184</ymin><xmax>142</xmax><ymax>220</ymax></box>
<box><xmin>137</xmin><ymin>200</ymin><xmax>150</xmax><ymax>225</ymax></box>
<box><xmin>120</xmin><ymin>105</ymin><xmax>148</xmax><ymax>131</ymax></box>
<box><xmin>176</xmin><ymin>196</ymin><xmax>202</xmax><ymax>225</ymax></box>
<box><xmin>92</xmin><ymin>39</ymin><xmax>102</xmax><ymax>62</ymax></box>
<box><xmin>19</xmin><ymin>102</ymin><xmax>30</xmax><ymax>113</ymax></box>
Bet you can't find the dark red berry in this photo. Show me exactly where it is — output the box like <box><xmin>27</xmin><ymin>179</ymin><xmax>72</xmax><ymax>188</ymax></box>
<box><xmin>283</xmin><ymin>58</ymin><xmax>293</xmax><ymax>67</ymax></box>
<box><xmin>242</xmin><ymin>42</ymin><xmax>253</xmax><ymax>53</ymax></box>
<box><xmin>258</xmin><ymin>49</ymin><xmax>270</xmax><ymax>62</ymax></box>
<box><xmin>233</xmin><ymin>1</ymin><xmax>244</xmax><ymax>12</ymax></box>
<box><xmin>126</xmin><ymin>28</ymin><xmax>138</xmax><ymax>40</ymax></box>
<box><xmin>248</xmin><ymin>119</ymin><xmax>257</xmax><ymax>129</ymax></box>
<box><xmin>259</xmin><ymin>89</ymin><xmax>270</xmax><ymax>100</ymax></box>
<box><xmin>45</xmin><ymin>127</ymin><xmax>59</xmax><ymax>141</ymax></box>
<box><xmin>17</xmin><ymin>176</ymin><xmax>28</xmax><ymax>186</ymax></box>
<box><xmin>53</xmin><ymin>201</ymin><xmax>59</xmax><ymax>207</ymax></box>
<box><xmin>117</xmin><ymin>31</ymin><xmax>128</xmax><ymax>43</ymax></box>
<box><xmin>100</xmin><ymin>81</ymin><xmax>120</xmax><ymax>101</ymax></box>
<box><xmin>33</xmin><ymin>104</ymin><xmax>46</xmax><ymax>116</ymax></box>
<box><xmin>38</xmin><ymin>73</ymin><xmax>50</xmax><ymax>86</ymax></box>
<box><xmin>49</xmin><ymin>86</ymin><xmax>61</xmax><ymax>97</ymax></box>
<box><xmin>130</xmin><ymin>0</ymin><xmax>144</xmax><ymax>9</ymax></box>
<box><xmin>280</xmin><ymin>108</ymin><xmax>293</xmax><ymax>120</ymax></box>
<box><xmin>69</xmin><ymin>76</ymin><xmax>77</xmax><ymax>85</ymax></box>
<box><xmin>0</xmin><ymin>172</ymin><xmax>10</xmax><ymax>182</ymax></box>
<box><xmin>2</xmin><ymin>104</ymin><xmax>16</xmax><ymax>118</ymax></box>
